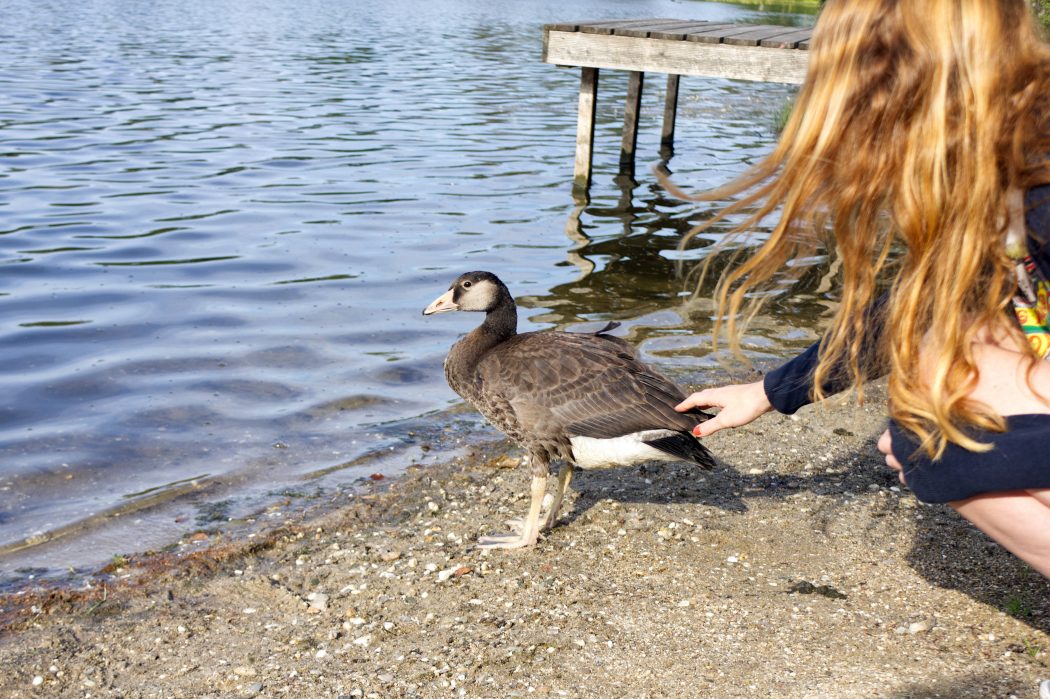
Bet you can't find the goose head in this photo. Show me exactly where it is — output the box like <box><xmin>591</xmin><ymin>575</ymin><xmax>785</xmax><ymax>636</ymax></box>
<box><xmin>423</xmin><ymin>271</ymin><xmax>513</xmax><ymax>316</ymax></box>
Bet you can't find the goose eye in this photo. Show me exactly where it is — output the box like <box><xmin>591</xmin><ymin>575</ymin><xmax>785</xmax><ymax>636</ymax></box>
<box><xmin>463</xmin><ymin>281</ymin><xmax>472</xmax><ymax>288</ymax></box>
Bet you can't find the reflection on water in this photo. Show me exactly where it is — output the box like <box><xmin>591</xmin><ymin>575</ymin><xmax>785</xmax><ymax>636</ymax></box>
<box><xmin>0</xmin><ymin>0</ymin><xmax>820</xmax><ymax>582</ymax></box>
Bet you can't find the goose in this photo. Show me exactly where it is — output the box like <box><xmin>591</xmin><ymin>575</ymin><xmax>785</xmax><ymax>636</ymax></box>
<box><xmin>423</xmin><ymin>271</ymin><xmax>714</xmax><ymax>549</ymax></box>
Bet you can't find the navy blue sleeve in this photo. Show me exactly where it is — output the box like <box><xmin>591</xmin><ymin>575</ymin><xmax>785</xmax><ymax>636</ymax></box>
<box><xmin>891</xmin><ymin>414</ymin><xmax>1050</xmax><ymax>503</ymax></box>
<box><xmin>763</xmin><ymin>342</ymin><xmax>826</xmax><ymax>414</ymax></box>
<box><xmin>1026</xmin><ymin>183</ymin><xmax>1050</xmax><ymax>280</ymax></box>
<box><xmin>762</xmin><ymin>341</ymin><xmax>865</xmax><ymax>414</ymax></box>
<box><xmin>763</xmin><ymin>295</ymin><xmax>889</xmax><ymax>414</ymax></box>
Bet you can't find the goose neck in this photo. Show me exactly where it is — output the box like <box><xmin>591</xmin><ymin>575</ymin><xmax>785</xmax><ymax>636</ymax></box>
<box><xmin>480</xmin><ymin>302</ymin><xmax>517</xmax><ymax>342</ymax></box>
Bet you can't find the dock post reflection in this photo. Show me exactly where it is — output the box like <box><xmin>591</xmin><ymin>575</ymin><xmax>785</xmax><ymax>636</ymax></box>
<box><xmin>565</xmin><ymin>188</ymin><xmax>595</xmax><ymax>277</ymax></box>
<box><xmin>612</xmin><ymin>173</ymin><xmax>639</xmax><ymax>237</ymax></box>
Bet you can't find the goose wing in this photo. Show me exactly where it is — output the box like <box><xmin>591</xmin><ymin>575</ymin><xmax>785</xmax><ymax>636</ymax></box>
<box><xmin>476</xmin><ymin>331</ymin><xmax>707</xmax><ymax>440</ymax></box>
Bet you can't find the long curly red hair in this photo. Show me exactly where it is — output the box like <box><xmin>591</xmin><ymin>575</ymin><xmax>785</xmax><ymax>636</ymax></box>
<box><xmin>684</xmin><ymin>0</ymin><xmax>1050</xmax><ymax>456</ymax></box>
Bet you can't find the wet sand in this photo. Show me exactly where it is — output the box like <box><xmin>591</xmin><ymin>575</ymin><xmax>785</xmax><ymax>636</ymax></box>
<box><xmin>1</xmin><ymin>381</ymin><xmax>1048</xmax><ymax>698</ymax></box>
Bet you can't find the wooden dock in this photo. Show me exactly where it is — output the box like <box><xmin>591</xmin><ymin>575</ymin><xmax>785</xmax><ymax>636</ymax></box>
<box><xmin>542</xmin><ymin>19</ymin><xmax>814</xmax><ymax>192</ymax></box>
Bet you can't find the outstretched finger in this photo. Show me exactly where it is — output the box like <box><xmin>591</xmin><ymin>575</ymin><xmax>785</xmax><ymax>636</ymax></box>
<box><xmin>676</xmin><ymin>389</ymin><xmax>720</xmax><ymax>412</ymax></box>
<box><xmin>692</xmin><ymin>415</ymin><xmax>727</xmax><ymax>438</ymax></box>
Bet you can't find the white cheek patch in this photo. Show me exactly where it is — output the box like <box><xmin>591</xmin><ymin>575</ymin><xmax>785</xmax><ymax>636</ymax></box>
<box><xmin>460</xmin><ymin>279</ymin><xmax>499</xmax><ymax>311</ymax></box>
<box><xmin>476</xmin><ymin>280</ymin><xmax>498</xmax><ymax>308</ymax></box>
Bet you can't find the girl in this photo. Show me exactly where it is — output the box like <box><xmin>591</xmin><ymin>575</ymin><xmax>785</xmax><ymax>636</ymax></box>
<box><xmin>674</xmin><ymin>0</ymin><xmax>1050</xmax><ymax>578</ymax></box>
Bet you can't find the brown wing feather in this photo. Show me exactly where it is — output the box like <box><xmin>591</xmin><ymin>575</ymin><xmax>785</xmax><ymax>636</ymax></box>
<box><xmin>475</xmin><ymin>330</ymin><xmax>708</xmax><ymax>441</ymax></box>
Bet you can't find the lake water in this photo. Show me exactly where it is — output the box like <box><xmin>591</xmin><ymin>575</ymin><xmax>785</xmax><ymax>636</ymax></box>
<box><xmin>0</xmin><ymin>0</ymin><xmax>823</xmax><ymax>583</ymax></box>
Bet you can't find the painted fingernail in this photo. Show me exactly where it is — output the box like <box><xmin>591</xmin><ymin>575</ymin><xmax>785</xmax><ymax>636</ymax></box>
<box><xmin>692</xmin><ymin>426</ymin><xmax>702</xmax><ymax>437</ymax></box>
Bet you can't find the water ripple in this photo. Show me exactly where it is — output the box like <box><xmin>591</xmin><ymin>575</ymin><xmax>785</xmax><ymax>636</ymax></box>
<box><xmin>0</xmin><ymin>0</ymin><xmax>819</xmax><ymax>580</ymax></box>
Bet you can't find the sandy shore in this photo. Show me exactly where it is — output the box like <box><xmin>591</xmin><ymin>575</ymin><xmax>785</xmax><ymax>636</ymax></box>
<box><xmin>1</xmin><ymin>380</ymin><xmax>1048</xmax><ymax>698</ymax></box>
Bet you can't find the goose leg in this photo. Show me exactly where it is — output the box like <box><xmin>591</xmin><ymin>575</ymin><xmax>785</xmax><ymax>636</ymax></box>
<box><xmin>540</xmin><ymin>463</ymin><xmax>574</xmax><ymax>530</ymax></box>
<box><xmin>477</xmin><ymin>475</ymin><xmax>546</xmax><ymax>549</ymax></box>
<box><xmin>505</xmin><ymin>463</ymin><xmax>569</xmax><ymax>532</ymax></box>
<box><xmin>501</xmin><ymin>454</ymin><xmax>537</xmax><ymax>531</ymax></box>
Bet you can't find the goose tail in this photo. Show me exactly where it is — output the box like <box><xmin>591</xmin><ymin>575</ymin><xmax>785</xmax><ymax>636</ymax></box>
<box><xmin>644</xmin><ymin>432</ymin><xmax>715</xmax><ymax>470</ymax></box>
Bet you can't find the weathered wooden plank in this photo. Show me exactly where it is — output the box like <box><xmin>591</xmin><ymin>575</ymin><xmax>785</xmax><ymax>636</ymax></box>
<box><xmin>684</xmin><ymin>23</ymin><xmax>776</xmax><ymax>44</ymax></box>
<box><xmin>661</xmin><ymin>73</ymin><xmax>680</xmax><ymax>159</ymax></box>
<box><xmin>579</xmin><ymin>19</ymin><xmax>682</xmax><ymax>35</ymax></box>
<box><xmin>544</xmin><ymin>22</ymin><xmax>582</xmax><ymax>33</ymax></box>
<box><xmin>545</xmin><ymin>20</ymin><xmax>653</xmax><ymax>33</ymax></box>
<box><xmin>611</xmin><ymin>19</ymin><xmax>718</xmax><ymax>39</ymax></box>
<box><xmin>648</xmin><ymin>22</ymin><xmax>731</xmax><ymax>41</ymax></box>
<box><xmin>573</xmin><ymin>67</ymin><xmax>599</xmax><ymax>193</ymax></box>
<box><xmin>619</xmin><ymin>71</ymin><xmax>644</xmax><ymax>175</ymax></box>
<box><xmin>758</xmin><ymin>28</ymin><xmax>813</xmax><ymax>49</ymax></box>
<box><xmin>722</xmin><ymin>25</ymin><xmax>809</xmax><ymax>47</ymax></box>
<box><xmin>545</xmin><ymin>20</ymin><xmax>812</xmax><ymax>49</ymax></box>
<box><xmin>544</xmin><ymin>30</ymin><xmax>810</xmax><ymax>84</ymax></box>
<box><xmin>543</xmin><ymin>21</ymin><xmax>627</xmax><ymax>62</ymax></box>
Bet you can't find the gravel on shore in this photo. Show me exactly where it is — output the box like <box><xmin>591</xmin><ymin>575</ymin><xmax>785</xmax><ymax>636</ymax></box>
<box><xmin>1</xmin><ymin>382</ymin><xmax>1048</xmax><ymax>699</ymax></box>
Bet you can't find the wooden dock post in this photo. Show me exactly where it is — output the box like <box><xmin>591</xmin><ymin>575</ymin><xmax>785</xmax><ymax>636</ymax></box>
<box><xmin>573</xmin><ymin>67</ymin><xmax>599</xmax><ymax>193</ymax></box>
<box><xmin>619</xmin><ymin>71</ymin><xmax>644</xmax><ymax>177</ymax></box>
<box><xmin>660</xmin><ymin>74</ymin><xmax>680</xmax><ymax>160</ymax></box>
<box><xmin>544</xmin><ymin>19</ymin><xmax>813</xmax><ymax>193</ymax></box>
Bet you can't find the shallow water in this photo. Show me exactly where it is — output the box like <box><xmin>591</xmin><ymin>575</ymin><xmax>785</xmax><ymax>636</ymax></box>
<box><xmin>0</xmin><ymin>0</ymin><xmax>823</xmax><ymax>582</ymax></box>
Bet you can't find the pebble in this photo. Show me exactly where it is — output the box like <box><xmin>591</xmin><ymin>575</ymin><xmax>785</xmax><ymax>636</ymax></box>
<box><xmin>353</xmin><ymin>635</ymin><xmax>372</xmax><ymax>647</ymax></box>
<box><xmin>32</xmin><ymin>676</ymin><xmax>43</xmax><ymax>686</ymax></box>
<box><xmin>378</xmin><ymin>673</ymin><xmax>394</xmax><ymax>683</ymax></box>
<box><xmin>316</xmin><ymin>649</ymin><xmax>328</xmax><ymax>659</ymax></box>
<box><xmin>908</xmin><ymin>619</ymin><xmax>933</xmax><ymax>634</ymax></box>
<box><xmin>437</xmin><ymin>565</ymin><xmax>472</xmax><ymax>582</ymax></box>
<box><xmin>307</xmin><ymin>592</ymin><xmax>329</xmax><ymax>611</ymax></box>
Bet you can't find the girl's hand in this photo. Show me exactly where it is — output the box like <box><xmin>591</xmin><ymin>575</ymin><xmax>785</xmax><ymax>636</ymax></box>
<box><xmin>675</xmin><ymin>380</ymin><xmax>773</xmax><ymax>438</ymax></box>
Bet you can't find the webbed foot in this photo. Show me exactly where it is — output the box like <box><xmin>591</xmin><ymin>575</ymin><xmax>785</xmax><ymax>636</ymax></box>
<box><xmin>476</xmin><ymin>475</ymin><xmax>546</xmax><ymax>550</ymax></box>
<box><xmin>476</xmin><ymin>531</ymin><xmax>539</xmax><ymax>549</ymax></box>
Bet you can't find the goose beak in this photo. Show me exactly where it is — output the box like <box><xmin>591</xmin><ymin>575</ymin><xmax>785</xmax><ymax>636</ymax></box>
<box><xmin>423</xmin><ymin>289</ymin><xmax>458</xmax><ymax>315</ymax></box>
